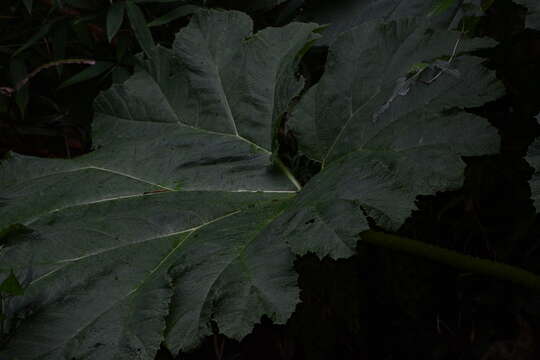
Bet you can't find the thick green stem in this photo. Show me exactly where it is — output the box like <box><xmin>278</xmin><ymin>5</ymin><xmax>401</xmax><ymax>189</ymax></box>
<box><xmin>360</xmin><ymin>230</ymin><xmax>540</xmax><ymax>291</ymax></box>
<box><xmin>273</xmin><ymin>157</ymin><xmax>302</xmax><ymax>191</ymax></box>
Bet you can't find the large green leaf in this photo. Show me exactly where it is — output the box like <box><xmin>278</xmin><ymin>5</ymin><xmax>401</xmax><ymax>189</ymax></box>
<box><xmin>280</xmin><ymin>18</ymin><xmax>504</xmax><ymax>258</ymax></box>
<box><xmin>0</xmin><ymin>10</ymin><xmax>504</xmax><ymax>360</ymax></box>
<box><xmin>514</xmin><ymin>0</ymin><xmax>540</xmax><ymax>29</ymax></box>
<box><xmin>0</xmin><ymin>9</ymin><xmax>320</xmax><ymax>359</ymax></box>
<box><xmin>106</xmin><ymin>1</ymin><xmax>125</xmax><ymax>43</ymax></box>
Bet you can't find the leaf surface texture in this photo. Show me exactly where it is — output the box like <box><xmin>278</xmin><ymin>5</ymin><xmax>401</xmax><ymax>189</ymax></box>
<box><xmin>282</xmin><ymin>18</ymin><xmax>503</xmax><ymax>258</ymax></box>
<box><xmin>0</xmin><ymin>9</ymin><xmax>319</xmax><ymax>359</ymax></box>
<box><xmin>0</xmin><ymin>10</ymin><xmax>504</xmax><ymax>360</ymax></box>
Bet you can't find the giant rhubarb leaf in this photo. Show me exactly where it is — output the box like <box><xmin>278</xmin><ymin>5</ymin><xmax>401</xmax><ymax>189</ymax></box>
<box><xmin>0</xmin><ymin>10</ymin><xmax>504</xmax><ymax>360</ymax></box>
<box><xmin>279</xmin><ymin>18</ymin><xmax>504</xmax><ymax>258</ymax></box>
<box><xmin>0</xmin><ymin>9</ymin><xmax>319</xmax><ymax>359</ymax></box>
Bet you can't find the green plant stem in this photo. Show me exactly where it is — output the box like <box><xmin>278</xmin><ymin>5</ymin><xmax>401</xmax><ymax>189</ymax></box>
<box><xmin>360</xmin><ymin>230</ymin><xmax>540</xmax><ymax>291</ymax></box>
<box><xmin>274</xmin><ymin>157</ymin><xmax>302</xmax><ymax>191</ymax></box>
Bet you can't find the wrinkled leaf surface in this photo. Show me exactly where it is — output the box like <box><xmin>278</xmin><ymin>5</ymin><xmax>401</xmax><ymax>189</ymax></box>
<box><xmin>281</xmin><ymin>18</ymin><xmax>503</xmax><ymax>258</ymax></box>
<box><xmin>0</xmin><ymin>9</ymin><xmax>505</xmax><ymax>360</ymax></box>
<box><xmin>0</xmin><ymin>9</ymin><xmax>319</xmax><ymax>359</ymax></box>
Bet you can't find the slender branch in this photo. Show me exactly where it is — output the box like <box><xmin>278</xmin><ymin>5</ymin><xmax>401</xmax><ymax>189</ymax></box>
<box><xmin>360</xmin><ymin>230</ymin><xmax>540</xmax><ymax>291</ymax></box>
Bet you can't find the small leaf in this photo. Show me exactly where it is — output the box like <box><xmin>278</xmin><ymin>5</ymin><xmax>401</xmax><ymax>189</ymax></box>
<box><xmin>9</xmin><ymin>58</ymin><xmax>29</xmax><ymax>119</ymax></box>
<box><xmin>22</xmin><ymin>0</ymin><xmax>33</xmax><ymax>13</ymax></box>
<box><xmin>147</xmin><ymin>4</ymin><xmax>200</xmax><ymax>27</ymax></box>
<box><xmin>0</xmin><ymin>271</ymin><xmax>24</xmax><ymax>296</ymax></box>
<box><xmin>71</xmin><ymin>19</ymin><xmax>94</xmax><ymax>48</ymax></box>
<box><xmin>57</xmin><ymin>61</ymin><xmax>114</xmax><ymax>89</ymax></box>
<box><xmin>114</xmin><ymin>33</ymin><xmax>130</xmax><ymax>62</ymax></box>
<box><xmin>107</xmin><ymin>1</ymin><xmax>125</xmax><ymax>43</ymax></box>
<box><xmin>12</xmin><ymin>22</ymin><xmax>53</xmax><ymax>57</ymax></box>
<box><xmin>72</xmin><ymin>12</ymin><xmax>100</xmax><ymax>25</ymax></box>
<box><xmin>126</xmin><ymin>0</ymin><xmax>155</xmax><ymax>58</ymax></box>
<box><xmin>428</xmin><ymin>0</ymin><xmax>457</xmax><ymax>17</ymax></box>
<box><xmin>52</xmin><ymin>22</ymin><xmax>69</xmax><ymax>76</ymax></box>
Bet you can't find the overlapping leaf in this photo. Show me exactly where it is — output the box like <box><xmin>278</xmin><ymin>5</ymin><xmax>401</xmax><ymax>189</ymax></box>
<box><xmin>0</xmin><ymin>9</ymin><xmax>320</xmax><ymax>359</ymax></box>
<box><xmin>296</xmin><ymin>0</ymin><xmax>463</xmax><ymax>46</ymax></box>
<box><xmin>277</xmin><ymin>18</ymin><xmax>504</xmax><ymax>258</ymax></box>
<box><xmin>297</xmin><ymin>0</ymin><xmax>495</xmax><ymax>48</ymax></box>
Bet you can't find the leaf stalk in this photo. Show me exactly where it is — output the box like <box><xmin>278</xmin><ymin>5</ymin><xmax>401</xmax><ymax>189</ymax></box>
<box><xmin>273</xmin><ymin>157</ymin><xmax>302</xmax><ymax>191</ymax></box>
<box><xmin>360</xmin><ymin>230</ymin><xmax>540</xmax><ymax>291</ymax></box>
